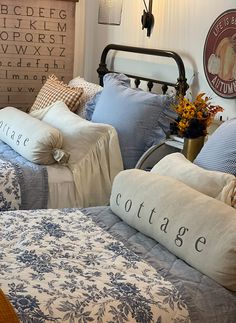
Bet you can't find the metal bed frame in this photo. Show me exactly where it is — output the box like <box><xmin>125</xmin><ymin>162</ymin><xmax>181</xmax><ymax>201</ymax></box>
<box><xmin>97</xmin><ymin>43</ymin><xmax>189</xmax><ymax>97</ymax></box>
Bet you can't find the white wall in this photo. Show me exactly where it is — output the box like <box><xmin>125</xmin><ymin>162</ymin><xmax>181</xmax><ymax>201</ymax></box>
<box><xmin>75</xmin><ymin>0</ymin><xmax>236</xmax><ymax>120</ymax></box>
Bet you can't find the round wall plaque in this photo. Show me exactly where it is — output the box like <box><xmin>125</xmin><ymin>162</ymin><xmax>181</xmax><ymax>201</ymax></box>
<box><xmin>203</xmin><ymin>9</ymin><xmax>236</xmax><ymax>99</ymax></box>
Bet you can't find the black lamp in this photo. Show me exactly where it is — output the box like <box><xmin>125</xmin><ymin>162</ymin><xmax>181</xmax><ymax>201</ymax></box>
<box><xmin>141</xmin><ymin>0</ymin><xmax>154</xmax><ymax>37</ymax></box>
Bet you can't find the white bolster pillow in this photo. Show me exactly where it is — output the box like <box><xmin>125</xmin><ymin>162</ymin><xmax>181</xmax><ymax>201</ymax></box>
<box><xmin>0</xmin><ymin>107</ymin><xmax>64</xmax><ymax>164</ymax></box>
<box><xmin>110</xmin><ymin>169</ymin><xmax>236</xmax><ymax>291</ymax></box>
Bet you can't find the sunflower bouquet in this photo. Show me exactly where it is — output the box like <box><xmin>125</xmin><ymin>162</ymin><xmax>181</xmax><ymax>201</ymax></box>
<box><xmin>172</xmin><ymin>93</ymin><xmax>224</xmax><ymax>138</ymax></box>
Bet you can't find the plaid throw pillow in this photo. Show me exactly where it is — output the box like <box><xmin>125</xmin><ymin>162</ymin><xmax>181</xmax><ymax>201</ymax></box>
<box><xmin>30</xmin><ymin>75</ymin><xmax>83</xmax><ymax>113</ymax></box>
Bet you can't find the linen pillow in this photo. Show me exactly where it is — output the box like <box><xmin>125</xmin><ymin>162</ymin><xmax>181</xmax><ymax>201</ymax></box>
<box><xmin>30</xmin><ymin>100</ymin><xmax>114</xmax><ymax>161</ymax></box>
<box><xmin>68</xmin><ymin>76</ymin><xmax>103</xmax><ymax>117</ymax></box>
<box><xmin>91</xmin><ymin>73</ymin><xmax>175</xmax><ymax>169</ymax></box>
<box><xmin>0</xmin><ymin>107</ymin><xmax>64</xmax><ymax>164</ymax></box>
<box><xmin>194</xmin><ymin>118</ymin><xmax>236</xmax><ymax>175</ymax></box>
<box><xmin>151</xmin><ymin>152</ymin><xmax>236</xmax><ymax>206</ymax></box>
<box><xmin>31</xmin><ymin>100</ymin><xmax>123</xmax><ymax>206</ymax></box>
<box><xmin>30</xmin><ymin>74</ymin><xmax>83</xmax><ymax>113</ymax></box>
<box><xmin>110</xmin><ymin>169</ymin><xmax>236</xmax><ymax>291</ymax></box>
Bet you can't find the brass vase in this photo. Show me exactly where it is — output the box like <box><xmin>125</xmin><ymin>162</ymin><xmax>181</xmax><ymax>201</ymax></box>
<box><xmin>182</xmin><ymin>136</ymin><xmax>205</xmax><ymax>162</ymax></box>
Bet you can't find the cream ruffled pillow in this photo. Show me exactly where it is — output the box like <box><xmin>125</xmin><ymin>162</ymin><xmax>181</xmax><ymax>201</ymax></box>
<box><xmin>151</xmin><ymin>152</ymin><xmax>236</xmax><ymax>207</ymax></box>
<box><xmin>30</xmin><ymin>100</ymin><xmax>123</xmax><ymax>206</ymax></box>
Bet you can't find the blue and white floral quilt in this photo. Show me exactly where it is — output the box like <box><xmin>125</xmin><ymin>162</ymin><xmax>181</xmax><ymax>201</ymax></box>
<box><xmin>0</xmin><ymin>141</ymin><xmax>48</xmax><ymax>211</ymax></box>
<box><xmin>0</xmin><ymin>158</ymin><xmax>21</xmax><ymax>211</ymax></box>
<box><xmin>0</xmin><ymin>208</ymin><xmax>190</xmax><ymax>322</ymax></box>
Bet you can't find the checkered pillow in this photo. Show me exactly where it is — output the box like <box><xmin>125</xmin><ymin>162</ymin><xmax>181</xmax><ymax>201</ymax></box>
<box><xmin>30</xmin><ymin>75</ymin><xmax>84</xmax><ymax>113</ymax></box>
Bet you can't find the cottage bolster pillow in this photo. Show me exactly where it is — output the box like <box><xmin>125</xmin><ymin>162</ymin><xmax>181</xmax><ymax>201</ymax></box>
<box><xmin>110</xmin><ymin>169</ymin><xmax>236</xmax><ymax>291</ymax></box>
<box><xmin>0</xmin><ymin>107</ymin><xmax>64</xmax><ymax>164</ymax></box>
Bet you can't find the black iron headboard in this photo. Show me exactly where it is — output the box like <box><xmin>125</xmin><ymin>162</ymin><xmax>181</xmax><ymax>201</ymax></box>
<box><xmin>97</xmin><ymin>44</ymin><xmax>189</xmax><ymax>97</ymax></box>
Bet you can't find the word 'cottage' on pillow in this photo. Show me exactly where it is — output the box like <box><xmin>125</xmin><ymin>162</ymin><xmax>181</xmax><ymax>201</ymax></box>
<box><xmin>0</xmin><ymin>107</ymin><xmax>65</xmax><ymax>165</ymax></box>
<box><xmin>151</xmin><ymin>152</ymin><xmax>236</xmax><ymax>206</ymax></box>
<box><xmin>30</xmin><ymin>74</ymin><xmax>84</xmax><ymax>113</ymax></box>
<box><xmin>90</xmin><ymin>73</ymin><xmax>175</xmax><ymax>169</ymax></box>
<box><xmin>110</xmin><ymin>169</ymin><xmax>236</xmax><ymax>291</ymax></box>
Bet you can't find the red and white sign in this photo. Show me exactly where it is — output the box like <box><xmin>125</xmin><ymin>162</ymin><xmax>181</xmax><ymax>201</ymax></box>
<box><xmin>203</xmin><ymin>9</ymin><xmax>236</xmax><ymax>99</ymax></box>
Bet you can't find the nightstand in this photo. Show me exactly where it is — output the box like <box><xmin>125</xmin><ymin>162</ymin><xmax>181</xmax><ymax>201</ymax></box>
<box><xmin>135</xmin><ymin>139</ymin><xmax>183</xmax><ymax>171</ymax></box>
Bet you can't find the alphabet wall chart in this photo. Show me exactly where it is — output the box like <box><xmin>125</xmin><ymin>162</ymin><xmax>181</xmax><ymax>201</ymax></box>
<box><xmin>0</xmin><ymin>0</ymin><xmax>76</xmax><ymax>111</ymax></box>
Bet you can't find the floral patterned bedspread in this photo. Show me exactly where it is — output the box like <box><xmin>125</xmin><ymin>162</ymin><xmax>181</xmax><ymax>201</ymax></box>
<box><xmin>0</xmin><ymin>141</ymin><xmax>48</xmax><ymax>210</ymax></box>
<box><xmin>0</xmin><ymin>208</ymin><xmax>190</xmax><ymax>323</ymax></box>
<box><xmin>0</xmin><ymin>158</ymin><xmax>21</xmax><ymax>211</ymax></box>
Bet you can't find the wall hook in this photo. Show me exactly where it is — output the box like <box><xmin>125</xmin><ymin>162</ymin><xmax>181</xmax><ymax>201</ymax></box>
<box><xmin>141</xmin><ymin>0</ymin><xmax>154</xmax><ymax>37</ymax></box>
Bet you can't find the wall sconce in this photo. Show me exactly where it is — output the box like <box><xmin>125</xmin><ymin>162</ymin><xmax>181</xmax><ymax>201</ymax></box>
<box><xmin>141</xmin><ymin>0</ymin><xmax>154</xmax><ymax>37</ymax></box>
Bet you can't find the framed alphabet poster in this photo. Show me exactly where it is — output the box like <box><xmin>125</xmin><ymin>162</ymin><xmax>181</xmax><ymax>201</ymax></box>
<box><xmin>0</xmin><ymin>0</ymin><xmax>76</xmax><ymax>111</ymax></box>
<box><xmin>203</xmin><ymin>9</ymin><xmax>236</xmax><ymax>99</ymax></box>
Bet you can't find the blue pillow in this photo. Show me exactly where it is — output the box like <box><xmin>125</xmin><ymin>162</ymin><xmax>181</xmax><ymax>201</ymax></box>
<box><xmin>194</xmin><ymin>118</ymin><xmax>236</xmax><ymax>175</ymax></box>
<box><xmin>90</xmin><ymin>73</ymin><xmax>175</xmax><ymax>169</ymax></box>
<box><xmin>85</xmin><ymin>91</ymin><xmax>102</xmax><ymax>121</ymax></box>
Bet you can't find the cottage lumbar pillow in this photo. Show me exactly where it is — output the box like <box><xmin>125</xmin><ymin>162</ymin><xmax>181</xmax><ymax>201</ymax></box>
<box><xmin>110</xmin><ymin>169</ymin><xmax>236</xmax><ymax>291</ymax></box>
<box><xmin>30</xmin><ymin>74</ymin><xmax>84</xmax><ymax>113</ymax></box>
<box><xmin>151</xmin><ymin>152</ymin><xmax>236</xmax><ymax>206</ymax></box>
<box><xmin>0</xmin><ymin>107</ymin><xmax>64</xmax><ymax>164</ymax></box>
